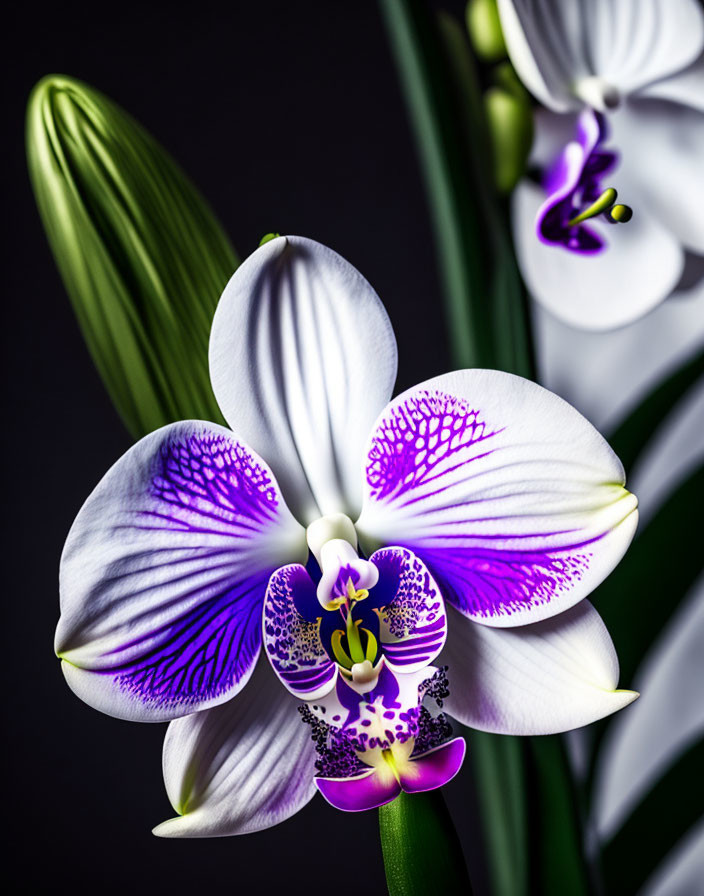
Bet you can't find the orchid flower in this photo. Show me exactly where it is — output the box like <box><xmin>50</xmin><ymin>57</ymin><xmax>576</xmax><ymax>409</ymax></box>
<box><xmin>56</xmin><ymin>236</ymin><xmax>638</xmax><ymax>838</ymax></box>
<box><xmin>498</xmin><ymin>0</ymin><xmax>704</xmax><ymax>329</ymax></box>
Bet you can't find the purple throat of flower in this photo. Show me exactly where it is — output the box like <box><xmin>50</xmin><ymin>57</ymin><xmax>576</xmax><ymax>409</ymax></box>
<box><xmin>536</xmin><ymin>109</ymin><xmax>633</xmax><ymax>255</ymax></box>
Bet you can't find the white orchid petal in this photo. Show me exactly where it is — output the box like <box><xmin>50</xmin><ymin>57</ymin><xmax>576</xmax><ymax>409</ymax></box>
<box><xmin>512</xmin><ymin>178</ymin><xmax>683</xmax><ymax>330</ymax></box>
<box><xmin>441</xmin><ymin>603</ymin><xmax>638</xmax><ymax>735</ymax></box>
<box><xmin>57</xmin><ymin>421</ymin><xmax>305</xmax><ymax>722</ymax></box>
<box><xmin>497</xmin><ymin>0</ymin><xmax>585</xmax><ymax>112</ymax></box>
<box><xmin>209</xmin><ymin>236</ymin><xmax>397</xmax><ymax>526</ymax></box>
<box><xmin>356</xmin><ymin>370</ymin><xmax>637</xmax><ymax>627</ymax></box>
<box><xmin>499</xmin><ymin>0</ymin><xmax>704</xmax><ymax>109</ymax></box>
<box><xmin>596</xmin><ymin>0</ymin><xmax>704</xmax><ymax>97</ymax></box>
<box><xmin>153</xmin><ymin>658</ymin><xmax>317</xmax><ymax>837</ymax></box>
<box><xmin>610</xmin><ymin>101</ymin><xmax>704</xmax><ymax>255</ymax></box>
<box><xmin>637</xmin><ymin>54</ymin><xmax>704</xmax><ymax>112</ymax></box>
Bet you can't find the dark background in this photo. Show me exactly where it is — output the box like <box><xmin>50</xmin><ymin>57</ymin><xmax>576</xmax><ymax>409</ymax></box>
<box><xmin>5</xmin><ymin>2</ymin><xmax>487</xmax><ymax>893</ymax></box>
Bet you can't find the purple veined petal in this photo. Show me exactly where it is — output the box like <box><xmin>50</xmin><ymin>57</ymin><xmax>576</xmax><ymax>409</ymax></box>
<box><xmin>154</xmin><ymin>657</ymin><xmax>317</xmax><ymax>837</ymax></box>
<box><xmin>439</xmin><ymin>603</ymin><xmax>638</xmax><ymax>735</ymax></box>
<box><xmin>209</xmin><ymin>236</ymin><xmax>398</xmax><ymax>526</ymax></box>
<box><xmin>57</xmin><ymin>421</ymin><xmax>307</xmax><ymax>722</ymax></box>
<box><xmin>370</xmin><ymin>547</ymin><xmax>448</xmax><ymax>672</ymax></box>
<box><xmin>356</xmin><ymin>371</ymin><xmax>638</xmax><ymax>627</ymax></box>
<box><xmin>262</xmin><ymin>564</ymin><xmax>337</xmax><ymax>700</ymax></box>
<box><xmin>399</xmin><ymin>737</ymin><xmax>466</xmax><ymax>794</ymax></box>
<box><xmin>316</xmin><ymin>767</ymin><xmax>401</xmax><ymax>812</ymax></box>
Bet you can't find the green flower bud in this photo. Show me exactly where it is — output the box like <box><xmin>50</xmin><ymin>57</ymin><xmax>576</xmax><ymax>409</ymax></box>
<box><xmin>26</xmin><ymin>74</ymin><xmax>237</xmax><ymax>438</ymax></box>
<box><xmin>485</xmin><ymin>84</ymin><xmax>533</xmax><ymax>194</ymax></box>
<box><xmin>466</xmin><ymin>0</ymin><xmax>507</xmax><ymax>63</ymax></box>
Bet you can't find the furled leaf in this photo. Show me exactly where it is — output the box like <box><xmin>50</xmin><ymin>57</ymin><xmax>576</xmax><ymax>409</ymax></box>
<box><xmin>26</xmin><ymin>75</ymin><xmax>237</xmax><ymax>438</ymax></box>
<box><xmin>380</xmin><ymin>1</ymin><xmax>534</xmax><ymax>377</ymax></box>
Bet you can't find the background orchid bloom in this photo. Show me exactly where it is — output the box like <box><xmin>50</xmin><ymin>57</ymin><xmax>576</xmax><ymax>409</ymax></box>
<box><xmin>56</xmin><ymin>235</ymin><xmax>638</xmax><ymax>838</ymax></box>
<box><xmin>498</xmin><ymin>0</ymin><xmax>704</xmax><ymax>329</ymax></box>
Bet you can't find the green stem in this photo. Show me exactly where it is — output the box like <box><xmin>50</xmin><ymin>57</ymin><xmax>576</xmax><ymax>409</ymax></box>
<box><xmin>525</xmin><ymin>737</ymin><xmax>593</xmax><ymax>896</ymax></box>
<box><xmin>380</xmin><ymin>6</ymin><xmax>593</xmax><ymax>896</ymax></box>
<box><xmin>379</xmin><ymin>791</ymin><xmax>473</xmax><ymax>895</ymax></box>
<box><xmin>467</xmin><ymin>730</ymin><xmax>528</xmax><ymax>896</ymax></box>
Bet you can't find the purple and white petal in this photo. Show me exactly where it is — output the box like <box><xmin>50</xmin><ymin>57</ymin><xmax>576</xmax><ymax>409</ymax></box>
<box><xmin>57</xmin><ymin>421</ymin><xmax>306</xmax><ymax>722</ymax></box>
<box><xmin>440</xmin><ymin>603</ymin><xmax>638</xmax><ymax>735</ymax></box>
<box><xmin>370</xmin><ymin>547</ymin><xmax>447</xmax><ymax>672</ymax></box>
<box><xmin>263</xmin><ymin>564</ymin><xmax>337</xmax><ymax>700</ymax></box>
<box><xmin>209</xmin><ymin>236</ymin><xmax>398</xmax><ymax>526</ymax></box>
<box><xmin>316</xmin><ymin>768</ymin><xmax>400</xmax><ymax>812</ymax></box>
<box><xmin>399</xmin><ymin>738</ymin><xmax>466</xmax><ymax>794</ymax></box>
<box><xmin>356</xmin><ymin>370</ymin><xmax>638</xmax><ymax>627</ymax></box>
<box><xmin>154</xmin><ymin>657</ymin><xmax>317</xmax><ymax>837</ymax></box>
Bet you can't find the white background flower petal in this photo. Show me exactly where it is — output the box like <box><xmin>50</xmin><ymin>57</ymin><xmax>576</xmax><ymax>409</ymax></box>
<box><xmin>610</xmin><ymin>100</ymin><xmax>704</xmax><ymax>255</ymax></box>
<box><xmin>440</xmin><ymin>602</ymin><xmax>638</xmax><ymax>735</ymax></box>
<box><xmin>593</xmin><ymin>0</ymin><xmax>704</xmax><ymax>97</ymax></box>
<box><xmin>154</xmin><ymin>658</ymin><xmax>318</xmax><ymax>837</ymax></box>
<box><xmin>499</xmin><ymin>0</ymin><xmax>704</xmax><ymax>108</ymax></box>
<box><xmin>512</xmin><ymin>178</ymin><xmax>683</xmax><ymax>329</ymax></box>
<box><xmin>209</xmin><ymin>236</ymin><xmax>398</xmax><ymax>526</ymax></box>
<box><xmin>637</xmin><ymin>55</ymin><xmax>704</xmax><ymax>112</ymax></box>
<box><xmin>497</xmin><ymin>0</ymin><xmax>585</xmax><ymax>111</ymax></box>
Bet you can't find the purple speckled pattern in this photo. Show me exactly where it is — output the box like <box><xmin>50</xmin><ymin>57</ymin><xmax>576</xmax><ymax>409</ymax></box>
<box><xmin>75</xmin><ymin>428</ymin><xmax>299</xmax><ymax>711</ymax></box>
<box><xmin>263</xmin><ymin>564</ymin><xmax>337</xmax><ymax>699</ymax></box>
<box><xmin>371</xmin><ymin>547</ymin><xmax>447</xmax><ymax>670</ymax></box>
<box><xmin>537</xmin><ymin>109</ymin><xmax>617</xmax><ymax>254</ymax></box>
<box><xmin>309</xmin><ymin>666</ymin><xmax>465</xmax><ymax>812</ymax></box>
<box><xmin>363</xmin><ymin>389</ymin><xmax>594</xmax><ymax>621</ymax></box>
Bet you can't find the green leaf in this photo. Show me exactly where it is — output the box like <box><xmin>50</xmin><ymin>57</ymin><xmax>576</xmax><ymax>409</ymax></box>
<box><xmin>601</xmin><ymin>738</ymin><xmax>704</xmax><ymax>896</ymax></box>
<box><xmin>379</xmin><ymin>790</ymin><xmax>473</xmax><ymax>895</ymax></box>
<box><xmin>608</xmin><ymin>347</ymin><xmax>704</xmax><ymax>475</ymax></box>
<box><xmin>379</xmin><ymin>0</ymin><xmax>534</xmax><ymax>377</ymax></box>
<box><xmin>26</xmin><ymin>74</ymin><xmax>237</xmax><ymax>438</ymax></box>
<box><xmin>592</xmin><ymin>463</ymin><xmax>704</xmax><ymax>689</ymax></box>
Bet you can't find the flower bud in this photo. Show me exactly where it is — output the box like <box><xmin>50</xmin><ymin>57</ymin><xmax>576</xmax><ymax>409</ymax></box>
<box><xmin>465</xmin><ymin>0</ymin><xmax>507</xmax><ymax>62</ymax></box>
<box><xmin>484</xmin><ymin>73</ymin><xmax>533</xmax><ymax>194</ymax></box>
<box><xmin>26</xmin><ymin>75</ymin><xmax>237</xmax><ymax>438</ymax></box>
